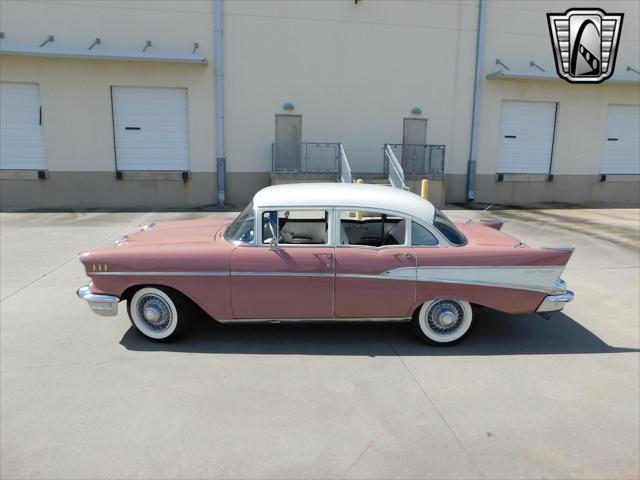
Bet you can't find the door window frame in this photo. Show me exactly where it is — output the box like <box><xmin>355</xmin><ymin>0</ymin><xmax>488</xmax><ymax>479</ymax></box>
<box><xmin>333</xmin><ymin>207</ymin><xmax>414</xmax><ymax>249</ymax></box>
<box><xmin>256</xmin><ymin>206</ymin><xmax>334</xmax><ymax>247</ymax></box>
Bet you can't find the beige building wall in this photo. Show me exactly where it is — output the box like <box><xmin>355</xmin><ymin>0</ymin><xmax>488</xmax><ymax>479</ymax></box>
<box><xmin>0</xmin><ymin>0</ymin><xmax>219</xmax><ymax>208</ymax></box>
<box><xmin>223</xmin><ymin>0</ymin><xmax>477</xmax><ymax>174</ymax></box>
<box><xmin>0</xmin><ymin>0</ymin><xmax>638</xmax><ymax>209</ymax></box>
<box><xmin>461</xmin><ymin>0</ymin><xmax>640</xmax><ymax>205</ymax></box>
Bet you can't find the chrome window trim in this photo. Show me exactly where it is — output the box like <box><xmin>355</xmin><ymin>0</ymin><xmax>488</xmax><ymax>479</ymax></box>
<box><xmin>256</xmin><ymin>206</ymin><xmax>334</xmax><ymax>247</ymax></box>
<box><xmin>334</xmin><ymin>206</ymin><xmax>412</xmax><ymax>248</ymax></box>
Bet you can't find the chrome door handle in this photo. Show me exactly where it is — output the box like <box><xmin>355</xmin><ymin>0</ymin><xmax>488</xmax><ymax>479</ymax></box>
<box><xmin>394</xmin><ymin>253</ymin><xmax>414</xmax><ymax>259</ymax></box>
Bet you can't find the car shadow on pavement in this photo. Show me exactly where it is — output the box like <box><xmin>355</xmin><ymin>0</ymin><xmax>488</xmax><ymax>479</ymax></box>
<box><xmin>120</xmin><ymin>310</ymin><xmax>640</xmax><ymax>356</ymax></box>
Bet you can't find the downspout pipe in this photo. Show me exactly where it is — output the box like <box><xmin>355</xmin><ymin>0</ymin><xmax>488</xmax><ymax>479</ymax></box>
<box><xmin>214</xmin><ymin>0</ymin><xmax>226</xmax><ymax>206</ymax></box>
<box><xmin>466</xmin><ymin>0</ymin><xmax>487</xmax><ymax>201</ymax></box>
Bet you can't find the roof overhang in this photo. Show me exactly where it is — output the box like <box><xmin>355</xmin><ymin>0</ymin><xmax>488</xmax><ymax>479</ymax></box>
<box><xmin>0</xmin><ymin>43</ymin><xmax>208</xmax><ymax>65</ymax></box>
<box><xmin>486</xmin><ymin>68</ymin><xmax>639</xmax><ymax>85</ymax></box>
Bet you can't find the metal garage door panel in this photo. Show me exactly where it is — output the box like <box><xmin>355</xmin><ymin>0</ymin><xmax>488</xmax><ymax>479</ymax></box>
<box><xmin>0</xmin><ymin>83</ymin><xmax>47</xmax><ymax>170</ymax></box>
<box><xmin>601</xmin><ymin>105</ymin><xmax>640</xmax><ymax>174</ymax></box>
<box><xmin>497</xmin><ymin>101</ymin><xmax>557</xmax><ymax>174</ymax></box>
<box><xmin>112</xmin><ymin>87</ymin><xmax>189</xmax><ymax>171</ymax></box>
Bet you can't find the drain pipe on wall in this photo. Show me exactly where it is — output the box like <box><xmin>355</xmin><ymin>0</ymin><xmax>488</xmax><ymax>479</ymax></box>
<box><xmin>214</xmin><ymin>0</ymin><xmax>226</xmax><ymax>206</ymax></box>
<box><xmin>466</xmin><ymin>0</ymin><xmax>487</xmax><ymax>201</ymax></box>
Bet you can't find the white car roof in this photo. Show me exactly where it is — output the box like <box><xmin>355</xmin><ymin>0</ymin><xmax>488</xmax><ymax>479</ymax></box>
<box><xmin>253</xmin><ymin>183</ymin><xmax>436</xmax><ymax>223</ymax></box>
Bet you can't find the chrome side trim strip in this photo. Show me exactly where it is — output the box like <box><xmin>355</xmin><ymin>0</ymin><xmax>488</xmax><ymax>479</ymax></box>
<box><xmin>91</xmin><ymin>271</ymin><xmax>230</xmax><ymax>276</ymax></box>
<box><xmin>230</xmin><ymin>272</ymin><xmax>334</xmax><ymax>278</ymax></box>
<box><xmin>218</xmin><ymin>316</ymin><xmax>411</xmax><ymax>324</ymax></box>
<box><xmin>91</xmin><ymin>271</ymin><xmax>333</xmax><ymax>278</ymax></box>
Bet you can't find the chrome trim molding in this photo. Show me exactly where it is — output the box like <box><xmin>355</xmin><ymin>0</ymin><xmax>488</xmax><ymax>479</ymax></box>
<box><xmin>218</xmin><ymin>316</ymin><xmax>411</xmax><ymax>324</ymax></box>
<box><xmin>537</xmin><ymin>291</ymin><xmax>575</xmax><ymax>313</ymax></box>
<box><xmin>76</xmin><ymin>285</ymin><xmax>120</xmax><ymax>317</ymax></box>
<box><xmin>230</xmin><ymin>272</ymin><xmax>334</xmax><ymax>278</ymax></box>
<box><xmin>91</xmin><ymin>271</ymin><xmax>230</xmax><ymax>277</ymax></box>
<box><xmin>90</xmin><ymin>265</ymin><xmax>567</xmax><ymax>294</ymax></box>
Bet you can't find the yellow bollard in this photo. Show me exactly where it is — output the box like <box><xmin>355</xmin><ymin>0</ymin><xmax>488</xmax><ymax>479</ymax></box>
<box><xmin>356</xmin><ymin>179</ymin><xmax>363</xmax><ymax>220</ymax></box>
<box><xmin>420</xmin><ymin>179</ymin><xmax>429</xmax><ymax>199</ymax></box>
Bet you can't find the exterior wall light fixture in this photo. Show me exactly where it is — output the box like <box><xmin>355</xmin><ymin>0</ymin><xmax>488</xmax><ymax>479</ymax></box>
<box><xmin>283</xmin><ymin>102</ymin><xmax>295</xmax><ymax>111</ymax></box>
<box><xmin>411</xmin><ymin>107</ymin><xmax>422</xmax><ymax>115</ymax></box>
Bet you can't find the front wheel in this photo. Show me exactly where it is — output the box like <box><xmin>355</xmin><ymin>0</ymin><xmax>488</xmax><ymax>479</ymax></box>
<box><xmin>127</xmin><ymin>287</ymin><xmax>188</xmax><ymax>341</ymax></box>
<box><xmin>413</xmin><ymin>299</ymin><xmax>475</xmax><ymax>346</ymax></box>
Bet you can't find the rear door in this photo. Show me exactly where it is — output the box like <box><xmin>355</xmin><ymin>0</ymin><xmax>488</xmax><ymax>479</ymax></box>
<box><xmin>334</xmin><ymin>209</ymin><xmax>416</xmax><ymax>319</ymax></box>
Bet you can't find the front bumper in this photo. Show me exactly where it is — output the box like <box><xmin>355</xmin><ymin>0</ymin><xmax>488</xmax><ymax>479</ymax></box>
<box><xmin>77</xmin><ymin>284</ymin><xmax>120</xmax><ymax>316</ymax></box>
<box><xmin>537</xmin><ymin>280</ymin><xmax>574</xmax><ymax>313</ymax></box>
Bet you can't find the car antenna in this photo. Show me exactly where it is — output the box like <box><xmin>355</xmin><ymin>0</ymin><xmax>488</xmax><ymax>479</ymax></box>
<box><xmin>515</xmin><ymin>224</ymin><xmax>549</xmax><ymax>248</ymax></box>
<box><xmin>465</xmin><ymin>204</ymin><xmax>494</xmax><ymax>224</ymax></box>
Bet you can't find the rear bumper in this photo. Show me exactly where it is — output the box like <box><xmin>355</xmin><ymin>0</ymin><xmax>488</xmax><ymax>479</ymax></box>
<box><xmin>77</xmin><ymin>284</ymin><xmax>120</xmax><ymax>317</ymax></box>
<box><xmin>537</xmin><ymin>290</ymin><xmax>574</xmax><ymax>313</ymax></box>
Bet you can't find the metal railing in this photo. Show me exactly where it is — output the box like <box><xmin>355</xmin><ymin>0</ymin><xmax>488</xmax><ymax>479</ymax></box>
<box><xmin>384</xmin><ymin>143</ymin><xmax>445</xmax><ymax>176</ymax></box>
<box><xmin>272</xmin><ymin>142</ymin><xmax>340</xmax><ymax>173</ymax></box>
<box><xmin>384</xmin><ymin>144</ymin><xmax>408</xmax><ymax>190</ymax></box>
<box><xmin>272</xmin><ymin>142</ymin><xmax>355</xmax><ymax>184</ymax></box>
<box><xmin>339</xmin><ymin>144</ymin><xmax>353</xmax><ymax>183</ymax></box>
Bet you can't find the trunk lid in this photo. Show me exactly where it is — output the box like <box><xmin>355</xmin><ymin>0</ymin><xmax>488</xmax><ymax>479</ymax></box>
<box><xmin>457</xmin><ymin>220</ymin><xmax>521</xmax><ymax>246</ymax></box>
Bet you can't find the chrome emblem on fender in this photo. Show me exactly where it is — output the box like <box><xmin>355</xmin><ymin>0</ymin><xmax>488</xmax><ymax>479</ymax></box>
<box><xmin>547</xmin><ymin>8</ymin><xmax>623</xmax><ymax>84</ymax></box>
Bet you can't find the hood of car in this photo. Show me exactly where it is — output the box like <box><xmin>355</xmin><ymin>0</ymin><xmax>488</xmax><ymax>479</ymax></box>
<box><xmin>119</xmin><ymin>219</ymin><xmax>232</xmax><ymax>247</ymax></box>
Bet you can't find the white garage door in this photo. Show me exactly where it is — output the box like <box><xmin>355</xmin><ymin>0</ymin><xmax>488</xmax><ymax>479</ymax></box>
<box><xmin>601</xmin><ymin>105</ymin><xmax>640</xmax><ymax>174</ymax></box>
<box><xmin>112</xmin><ymin>87</ymin><xmax>190</xmax><ymax>171</ymax></box>
<box><xmin>497</xmin><ymin>101</ymin><xmax>557</xmax><ymax>174</ymax></box>
<box><xmin>0</xmin><ymin>83</ymin><xmax>47</xmax><ymax>170</ymax></box>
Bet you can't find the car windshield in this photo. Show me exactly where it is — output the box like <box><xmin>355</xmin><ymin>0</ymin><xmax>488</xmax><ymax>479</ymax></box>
<box><xmin>433</xmin><ymin>209</ymin><xmax>467</xmax><ymax>246</ymax></box>
<box><xmin>224</xmin><ymin>202</ymin><xmax>255</xmax><ymax>244</ymax></box>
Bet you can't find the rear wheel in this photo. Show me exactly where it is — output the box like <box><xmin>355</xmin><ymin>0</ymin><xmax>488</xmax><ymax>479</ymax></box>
<box><xmin>413</xmin><ymin>299</ymin><xmax>475</xmax><ymax>346</ymax></box>
<box><xmin>127</xmin><ymin>287</ymin><xmax>188</xmax><ymax>341</ymax></box>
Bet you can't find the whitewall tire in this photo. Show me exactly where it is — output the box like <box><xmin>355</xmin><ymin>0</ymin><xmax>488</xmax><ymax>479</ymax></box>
<box><xmin>414</xmin><ymin>299</ymin><xmax>475</xmax><ymax>346</ymax></box>
<box><xmin>127</xmin><ymin>287</ymin><xmax>186</xmax><ymax>341</ymax></box>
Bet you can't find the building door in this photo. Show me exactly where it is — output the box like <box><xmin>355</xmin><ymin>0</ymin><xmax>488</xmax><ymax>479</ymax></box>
<box><xmin>0</xmin><ymin>83</ymin><xmax>47</xmax><ymax>170</ymax></box>
<box><xmin>497</xmin><ymin>101</ymin><xmax>557</xmax><ymax>174</ymax></box>
<box><xmin>601</xmin><ymin>105</ymin><xmax>640</xmax><ymax>174</ymax></box>
<box><xmin>111</xmin><ymin>87</ymin><xmax>190</xmax><ymax>171</ymax></box>
<box><xmin>402</xmin><ymin>118</ymin><xmax>427</xmax><ymax>174</ymax></box>
<box><xmin>274</xmin><ymin>114</ymin><xmax>302</xmax><ymax>171</ymax></box>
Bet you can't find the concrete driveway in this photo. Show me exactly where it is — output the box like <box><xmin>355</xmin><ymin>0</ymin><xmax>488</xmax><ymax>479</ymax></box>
<box><xmin>1</xmin><ymin>208</ymin><xmax>638</xmax><ymax>479</ymax></box>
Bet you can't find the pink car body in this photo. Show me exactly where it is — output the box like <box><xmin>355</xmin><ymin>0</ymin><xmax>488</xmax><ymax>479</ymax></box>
<box><xmin>77</xmin><ymin>183</ymin><xmax>574</xmax><ymax>344</ymax></box>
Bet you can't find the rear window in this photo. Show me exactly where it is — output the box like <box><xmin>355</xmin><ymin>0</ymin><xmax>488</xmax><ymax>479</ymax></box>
<box><xmin>433</xmin><ymin>210</ymin><xmax>467</xmax><ymax>246</ymax></box>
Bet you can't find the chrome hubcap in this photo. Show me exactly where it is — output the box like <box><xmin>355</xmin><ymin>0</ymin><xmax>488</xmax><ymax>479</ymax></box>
<box><xmin>137</xmin><ymin>294</ymin><xmax>172</xmax><ymax>332</ymax></box>
<box><xmin>427</xmin><ymin>300</ymin><xmax>464</xmax><ymax>334</ymax></box>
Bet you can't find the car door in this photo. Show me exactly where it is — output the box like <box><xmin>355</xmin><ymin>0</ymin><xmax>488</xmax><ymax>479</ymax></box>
<box><xmin>230</xmin><ymin>208</ymin><xmax>334</xmax><ymax>319</ymax></box>
<box><xmin>334</xmin><ymin>209</ymin><xmax>416</xmax><ymax>319</ymax></box>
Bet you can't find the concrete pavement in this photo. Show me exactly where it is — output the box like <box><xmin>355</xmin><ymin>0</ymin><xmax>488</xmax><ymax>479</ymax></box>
<box><xmin>1</xmin><ymin>208</ymin><xmax>638</xmax><ymax>479</ymax></box>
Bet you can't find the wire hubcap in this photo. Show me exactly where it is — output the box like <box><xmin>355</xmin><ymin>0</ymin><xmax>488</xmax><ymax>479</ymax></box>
<box><xmin>137</xmin><ymin>294</ymin><xmax>172</xmax><ymax>332</ymax></box>
<box><xmin>427</xmin><ymin>300</ymin><xmax>464</xmax><ymax>334</ymax></box>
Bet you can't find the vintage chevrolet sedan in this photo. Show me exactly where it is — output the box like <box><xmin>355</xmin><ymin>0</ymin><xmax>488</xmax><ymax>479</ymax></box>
<box><xmin>77</xmin><ymin>183</ymin><xmax>574</xmax><ymax>345</ymax></box>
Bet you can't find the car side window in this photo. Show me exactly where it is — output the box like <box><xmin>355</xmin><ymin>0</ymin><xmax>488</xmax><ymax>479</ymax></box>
<box><xmin>339</xmin><ymin>210</ymin><xmax>406</xmax><ymax>246</ymax></box>
<box><xmin>262</xmin><ymin>210</ymin><xmax>328</xmax><ymax>245</ymax></box>
<box><xmin>412</xmin><ymin>222</ymin><xmax>439</xmax><ymax>246</ymax></box>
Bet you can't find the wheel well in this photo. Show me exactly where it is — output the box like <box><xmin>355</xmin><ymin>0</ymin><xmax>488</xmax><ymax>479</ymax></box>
<box><xmin>120</xmin><ymin>284</ymin><xmax>213</xmax><ymax>320</ymax></box>
<box><xmin>411</xmin><ymin>299</ymin><xmax>480</xmax><ymax>320</ymax></box>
